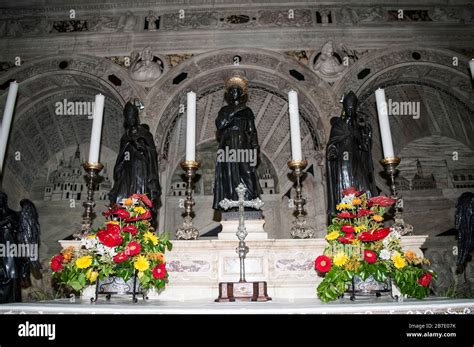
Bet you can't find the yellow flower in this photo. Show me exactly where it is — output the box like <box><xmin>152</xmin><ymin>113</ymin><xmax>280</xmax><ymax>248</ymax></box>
<box><xmin>144</xmin><ymin>231</ymin><xmax>158</xmax><ymax>245</ymax></box>
<box><xmin>333</xmin><ymin>252</ymin><xmax>349</xmax><ymax>267</ymax></box>
<box><xmin>86</xmin><ymin>234</ymin><xmax>96</xmax><ymax>239</ymax></box>
<box><xmin>75</xmin><ymin>255</ymin><xmax>92</xmax><ymax>269</ymax></box>
<box><xmin>354</xmin><ymin>225</ymin><xmax>367</xmax><ymax>233</ymax></box>
<box><xmin>134</xmin><ymin>206</ymin><xmax>146</xmax><ymax>214</ymax></box>
<box><xmin>86</xmin><ymin>269</ymin><xmax>99</xmax><ymax>283</ymax></box>
<box><xmin>372</xmin><ymin>215</ymin><xmax>384</xmax><ymax>222</ymax></box>
<box><xmin>325</xmin><ymin>231</ymin><xmax>340</xmax><ymax>241</ymax></box>
<box><xmin>336</xmin><ymin>203</ymin><xmax>352</xmax><ymax>211</ymax></box>
<box><xmin>352</xmin><ymin>198</ymin><xmax>362</xmax><ymax>206</ymax></box>
<box><xmin>134</xmin><ymin>255</ymin><xmax>150</xmax><ymax>272</ymax></box>
<box><xmin>106</xmin><ymin>220</ymin><xmax>119</xmax><ymax>225</ymax></box>
<box><xmin>392</xmin><ymin>252</ymin><xmax>406</xmax><ymax>269</ymax></box>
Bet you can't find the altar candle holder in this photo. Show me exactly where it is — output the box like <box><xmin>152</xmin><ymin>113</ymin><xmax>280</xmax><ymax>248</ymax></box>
<box><xmin>74</xmin><ymin>162</ymin><xmax>104</xmax><ymax>238</ymax></box>
<box><xmin>380</xmin><ymin>156</ymin><xmax>413</xmax><ymax>236</ymax></box>
<box><xmin>176</xmin><ymin>160</ymin><xmax>200</xmax><ymax>240</ymax></box>
<box><xmin>288</xmin><ymin>159</ymin><xmax>314</xmax><ymax>239</ymax></box>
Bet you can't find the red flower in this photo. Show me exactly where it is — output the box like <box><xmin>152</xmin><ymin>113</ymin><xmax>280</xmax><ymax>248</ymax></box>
<box><xmin>417</xmin><ymin>273</ymin><xmax>433</xmax><ymax>287</ymax></box>
<box><xmin>315</xmin><ymin>255</ymin><xmax>332</xmax><ymax>273</ymax></box>
<box><xmin>125</xmin><ymin>241</ymin><xmax>141</xmax><ymax>256</ymax></box>
<box><xmin>358</xmin><ymin>227</ymin><xmax>391</xmax><ymax>242</ymax></box>
<box><xmin>152</xmin><ymin>263</ymin><xmax>167</xmax><ymax>279</ymax></box>
<box><xmin>369</xmin><ymin>196</ymin><xmax>396</xmax><ymax>207</ymax></box>
<box><xmin>103</xmin><ymin>204</ymin><xmax>120</xmax><ymax>218</ymax></box>
<box><xmin>364</xmin><ymin>250</ymin><xmax>377</xmax><ymax>263</ymax></box>
<box><xmin>356</xmin><ymin>209</ymin><xmax>373</xmax><ymax>218</ymax></box>
<box><xmin>342</xmin><ymin>187</ymin><xmax>362</xmax><ymax>196</ymax></box>
<box><xmin>372</xmin><ymin>227</ymin><xmax>391</xmax><ymax>240</ymax></box>
<box><xmin>97</xmin><ymin>227</ymin><xmax>123</xmax><ymax>248</ymax></box>
<box><xmin>126</xmin><ymin>209</ymin><xmax>152</xmax><ymax>222</ymax></box>
<box><xmin>358</xmin><ymin>231</ymin><xmax>376</xmax><ymax>242</ymax></box>
<box><xmin>117</xmin><ymin>209</ymin><xmax>130</xmax><ymax>219</ymax></box>
<box><xmin>341</xmin><ymin>225</ymin><xmax>355</xmax><ymax>233</ymax></box>
<box><xmin>337</xmin><ymin>211</ymin><xmax>356</xmax><ymax>219</ymax></box>
<box><xmin>103</xmin><ymin>204</ymin><xmax>131</xmax><ymax>219</ymax></box>
<box><xmin>338</xmin><ymin>233</ymin><xmax>355</xmax><ymax>244</ymax></box>
<box><xmin>51</xmin><ymin>254</ymin><xmax>64</xmax><ymax>272</ymax></box>
<box><xmin>123</xmin><ymin>225</ymin><xmax>138</xmax><ymax>235</ymax></box>
<box><xmin>113</xmin><ymin>252</ymin><xmax>129</xmax><ymax>263</ymax></box>
<box><xmin>131</xmin><ymin>194</ymin><xmax>153</xmax><ymax>208</ymax></box>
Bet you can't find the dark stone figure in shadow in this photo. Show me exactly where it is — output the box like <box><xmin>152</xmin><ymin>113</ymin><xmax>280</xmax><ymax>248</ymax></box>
<box><xmin>109</xmin><ymin>102</ymin><xmax>161</xmax><ymax>229</ymax></box>
<box><xmin>326</xmin><ymin>91</ymin><xmax>377</xmax><ymax>223</ymax></box>
<box><xmin>456</xmin><ymin>192</ymin><xmax>474</xmax><ymax>274</ymax></box>
<box><xmin>213</xmin><ymin>75</ymin><xmax>262</xmax><ymax>211</ymax></box>
<box><xmin>0</xmin><ymin>192</ymin><xmax>41</xmax><ymax>303</ymax></box>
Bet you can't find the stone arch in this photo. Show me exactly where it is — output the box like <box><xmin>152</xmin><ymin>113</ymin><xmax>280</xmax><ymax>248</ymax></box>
<box><xmin>148</xmin><ymin>48</ymin><xmax>338</xmax><ymax>235</ymax></box>
<box><xmin>333</xmin><ymin>46</ymin><xmax>474</xmax><ymax>193</ymax></box>
<box><xmin>0</xmin><ymin>54</ymin><xmax>144</xmax><ymax>204</ymax></box>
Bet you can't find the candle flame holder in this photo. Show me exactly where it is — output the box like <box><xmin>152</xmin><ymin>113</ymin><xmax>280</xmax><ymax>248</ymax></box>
<box><xmin>176</xmin><ymin>160</ymin><xmax>200</xmax><ymax>240</ymax></box>
<box><xmin>288</xmin><ymin>159</ymin><xmax>314</xmax><ymax>239</ymax></box>
<box><xmin>74</xmin><ymin>161</ymin><xmax>104</xmax><ymax>239</ymax></box>
<box><xmin>380</xmin><ymin>156</ymin><xmax>413</xmax><ymax>236</ymax></box>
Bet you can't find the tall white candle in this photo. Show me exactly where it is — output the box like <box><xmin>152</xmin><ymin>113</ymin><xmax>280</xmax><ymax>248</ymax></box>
<box><xmin>288</xmin><ymin>90</ymin><xmax>303</xmax><ymax>161</ymax></box>
<box><xmin>375</xmin><ymin>88</ymin><xmax>395</xmax><ymax>158</ymax></box>
<box><xmin>185</xmin><ymin>91</ymin><xmax>196</xmax><ymax>162</ymax></box>
<box><xmin>0</xmin><ymin>81</ymin><xmax>19</xmax><ymax>174</ymax></box>
<box><xmin>88</xmin><ymin>94</ymin><xmax>105</xmax><ymax>164</ymax></box>
<box><xmin>469</xmin><ymin>59</ymin><xmax>474</xmax><ymax>80</ymax></box>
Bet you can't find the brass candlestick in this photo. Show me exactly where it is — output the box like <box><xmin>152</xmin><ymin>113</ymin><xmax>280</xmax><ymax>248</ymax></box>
<box><xmin>380</xmin><ymin>156</ymin><xmax>413</xmax><ymax>236</ymax></box>
<box><xmin>176</xmin><ymin>160</ymin><xmax>200</xmax><ymax>240</ymax></box>
<box><xmin>288</xmin><ymin>159</ymin><xmax>314</xmax><ymax>239</ymax></box>
<box><xmin>75</xmin><ymin>161</ymin><xmax>104</xmax><ymax>239</ymax></box>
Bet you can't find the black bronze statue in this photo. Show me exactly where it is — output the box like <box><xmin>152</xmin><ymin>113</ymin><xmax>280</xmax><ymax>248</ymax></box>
<box><xmin>109</xmin><ymin>101</ymin><xmax>161</xmax><ymax>228</ymax></box>
<box><xmin>455</xmin><ymin>192</ymin><xmax>474</xmax><ymax>274</ymax></box>
<box><xmin>326</xmin><ymin>91</ymin><xmax>377</xmax><ymax>222</ymax></box>
<box><xmin>213</xmin><ymin>74</ymin><xmax>262</xmax><ymax>210</ymax></box>
<box><xmin>0</xmin><ymin>192</ymin><xmax>41</xmax><ymax>303</ymax></box>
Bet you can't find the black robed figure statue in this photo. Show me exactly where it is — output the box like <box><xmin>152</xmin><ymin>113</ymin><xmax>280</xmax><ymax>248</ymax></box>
<box><xmin>326</xmin><ymin>91</ymin><xmax>377</xmax><ymax>222</ymax></box>
<box><xmin>0</xmin><ymin>192</ymin><xmax>41</xmax><ymax>303</ymax></box>
<box><xmin>212</xmin><ymin>74</ymin><xmax>262</xmax><ymax>210</ymax></box>
<box><xmin>109</xmin><ymin>101</ymin><xmax>161</xmax><ymax>228</ymax></box>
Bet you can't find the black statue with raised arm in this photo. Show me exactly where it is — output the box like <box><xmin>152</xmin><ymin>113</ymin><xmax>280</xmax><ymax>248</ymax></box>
<box><xmin>326</xmin><ymin>91</ymin><xmax>377</xmax><ymax>222</ymax></box>
<box><xmin>109</xmin><ymin>101</ymin><xmax>161</xmax><ymax>228</ymax></box>
<box><xmin>213</xmin><ymin>74</ymin><xmax>262</xmax><ymax>210</ymax></box>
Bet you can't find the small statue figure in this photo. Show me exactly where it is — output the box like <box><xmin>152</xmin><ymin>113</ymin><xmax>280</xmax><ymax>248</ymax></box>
<box><xmin>128</xmin><ymin>46</ymin><xmax>163</xmax><ymax>82</ymax></box>
<box><xmin>145</xmin><ymin>10</ymin><xmax>159</xmax><ymax>31</ymax></box>
<box><xmin>313</xmin><ymin>41</ymin><xmax>346</xmax><ymax>79</ymax></box>
<box><xmin>213</xmin><ymin>73</ymin><xmax>262</xmax><ymax>210</ymax></box>
<box><xmin>326</xmin><ymin>91</ymin><xmax>377</xmax><ymax>222</ymax></box>
<box><xmin>109</xmin><ymin>101</ymin><xmax>161</xmax><ymax>228</ymax></box>
<box><xmin>0</xmin><ymin>193</ymin><xmax>41</xmax><ymax>303</ymax></box>
<box><xmin>455</xmin><ymin>192</ymin><xmax>474</xmax><ymax>274</ymax></box>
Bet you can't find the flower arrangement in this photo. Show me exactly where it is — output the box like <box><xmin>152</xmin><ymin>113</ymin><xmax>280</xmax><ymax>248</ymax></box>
<box><xmin>51</xmin><ymin>194</ymin><xmax>172</xmax><ymax>293</ymax></box>
<box><xmin>315</xmin><ymin>187</ymin><xmax>435</xmax><ymax>302</ymax></box>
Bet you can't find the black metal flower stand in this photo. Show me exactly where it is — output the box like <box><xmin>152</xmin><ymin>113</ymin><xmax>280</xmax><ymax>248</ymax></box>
<box><xmin>90</xmin><ymin>271</ymin><xmax>148</xmax><ymax>303</ymax></box>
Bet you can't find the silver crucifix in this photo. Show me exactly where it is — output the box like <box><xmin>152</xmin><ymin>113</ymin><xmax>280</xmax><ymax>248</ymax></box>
<box><xmin>219</xmin><ymin>183</ymin><xmax>264</xmax><ymax>282</ymax></box>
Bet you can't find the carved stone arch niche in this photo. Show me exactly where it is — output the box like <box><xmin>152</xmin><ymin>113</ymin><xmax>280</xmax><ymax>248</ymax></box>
<box><xmin>334</xmin><ymin>46</ymin><xmax>474</xmax><ymax>194</ymax></box>
<box><xmin>146</xmin><ymin>48</ymin><xmax>339</xmax><ymax>237</ymax></box>
<box><xmin>0</xmin><ymin>54</ymin><xmax>144</xmax><ymax>207</ymax></box>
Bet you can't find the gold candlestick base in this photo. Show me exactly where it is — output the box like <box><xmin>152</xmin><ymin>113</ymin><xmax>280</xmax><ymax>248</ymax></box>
<box><xmin>287</xmin><ymin>159</ymin><xmax>314</xmax><ymax>239</ymax></box>
<box><xmin>176</xmin><ymin>160</ymin><xmax>200</xmax><ymax>240</ymax></box>
<box><xmin>74</xmin><ymin>161</ymin><xmax>104</xmax><ymax>239</ymax></box>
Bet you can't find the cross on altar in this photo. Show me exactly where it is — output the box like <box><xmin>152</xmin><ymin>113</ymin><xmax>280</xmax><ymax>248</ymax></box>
<box><xmin>216</xmin><ymin>183</ymin><xmax>271</xmax><ymax>302</ymax></box>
